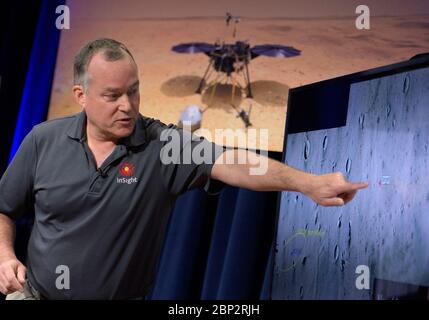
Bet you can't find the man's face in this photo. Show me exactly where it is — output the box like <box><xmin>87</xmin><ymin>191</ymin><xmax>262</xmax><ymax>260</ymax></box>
<box><xmin>78</xmin><ymin>52</ymin><xmax>140</xmax><ymax>141</ymax></box>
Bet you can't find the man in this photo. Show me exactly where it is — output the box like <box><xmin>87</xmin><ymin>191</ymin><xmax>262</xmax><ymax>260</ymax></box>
<box><xmin>0</xmin><ymin>38</ymin><xmax>368</xmax><ymax>299</ymax></box>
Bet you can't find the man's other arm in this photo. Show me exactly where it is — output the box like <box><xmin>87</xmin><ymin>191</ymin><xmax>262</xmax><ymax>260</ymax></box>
<box><xmin>0</xmin><ymin>213</ymin><xmax>26</xmax><ymax>295</ymax></box>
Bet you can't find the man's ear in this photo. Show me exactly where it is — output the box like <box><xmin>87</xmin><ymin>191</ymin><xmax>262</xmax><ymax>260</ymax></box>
<box><xmin>72</xmin><ymin>85</ymin><xmax>86</xmax><ymax>108</ymax></box>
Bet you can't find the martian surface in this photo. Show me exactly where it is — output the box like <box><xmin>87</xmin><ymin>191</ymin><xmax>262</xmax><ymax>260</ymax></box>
<box><xmin>48</xmin><ymin>12</ymin><xmax>429</xmax><ymax>151</ymax></box>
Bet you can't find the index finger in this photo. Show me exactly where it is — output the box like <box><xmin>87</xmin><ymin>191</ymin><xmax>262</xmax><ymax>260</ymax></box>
<box><xmin>337</xmin><ymin>181</ymin><xmax>368</xmax><ymax>193</ymax></box>
<box><xmin>348</xmin><ymin>182</ymin><xmax>369</xmax><ymax>191</ymax></box>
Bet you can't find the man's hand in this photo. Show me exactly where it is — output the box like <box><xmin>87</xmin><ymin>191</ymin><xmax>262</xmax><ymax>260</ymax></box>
<box><xmin>302</xmin><ymin>172</ymin><xmax>368</xmax><ymax>206</ymax></box>
<box><xmin>0</xmin><ymin>256</ymin><xmax>26</xmax><ymax>295</ymax></box>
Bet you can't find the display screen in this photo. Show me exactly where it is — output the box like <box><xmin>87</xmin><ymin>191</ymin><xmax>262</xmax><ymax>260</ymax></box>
<box><xmin>272</xmin><ymin>60</ymin><xmax>429</xmax><ymax>300</ymax></box>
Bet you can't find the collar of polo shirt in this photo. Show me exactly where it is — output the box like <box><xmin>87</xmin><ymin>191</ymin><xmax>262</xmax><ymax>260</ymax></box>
<box><xmin>66</xmin><ymin>111</ymin><xmax>147</xmax><ymax>147</ymax></box>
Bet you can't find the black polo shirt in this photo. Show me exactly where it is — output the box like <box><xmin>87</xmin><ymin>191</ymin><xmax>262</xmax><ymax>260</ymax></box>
<box><xmin>0</xmin><ymin>112</ymin><xmax>224</xmax><ymax>299</ymax></box>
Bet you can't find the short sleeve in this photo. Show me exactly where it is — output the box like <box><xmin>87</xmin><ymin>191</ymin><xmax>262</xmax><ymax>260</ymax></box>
<box><xmin>158</xmin><ymin>124</ymin><xmax>225</xmax><ymax>196</ymax></box>
<box><xmin>0</xmin><ymin>130</ymin><xmax>37</xmax><ymax>219</ymax></box>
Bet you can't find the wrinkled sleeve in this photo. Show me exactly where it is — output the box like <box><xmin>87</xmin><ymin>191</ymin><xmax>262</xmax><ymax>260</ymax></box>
<box><xmin>158</xmin><ymin>124</ymin><xmax>225</xmax><ymax>196</ymax></box>
<box><xmin>0</xmin><ymin>130</ymin><xmax>37</xmax><ymax>219</ymax></box>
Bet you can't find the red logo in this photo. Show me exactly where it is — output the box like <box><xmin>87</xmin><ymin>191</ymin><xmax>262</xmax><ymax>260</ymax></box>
<box><xmin>119</xmin><ymin>162</ymin><xmax>135</xmax><ymax>177</ymax></box>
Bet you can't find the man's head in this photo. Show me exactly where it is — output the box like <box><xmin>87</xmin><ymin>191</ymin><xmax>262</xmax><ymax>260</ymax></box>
<box><xmin>72</xmin><ymin>38</ymin><xmax>140</xmax><ymax>142</ymax></box>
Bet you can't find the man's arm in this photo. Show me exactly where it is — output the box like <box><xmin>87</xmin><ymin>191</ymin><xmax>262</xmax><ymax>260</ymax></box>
<box><xmin>0</xmin><ymin>213</ymin><xmax>26</xmax><ymax>295</ymax></box>
<box><xmin>211</xmin><ymin>149</ymin><xmax>368</xmax><ymax>206</ymax></box>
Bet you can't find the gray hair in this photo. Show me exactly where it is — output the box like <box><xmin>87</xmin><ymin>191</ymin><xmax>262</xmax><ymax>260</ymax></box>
<box><xmin>73</xmin><ymin>38</ymin><xmax>135</xmax><ymax>87</ymax></box>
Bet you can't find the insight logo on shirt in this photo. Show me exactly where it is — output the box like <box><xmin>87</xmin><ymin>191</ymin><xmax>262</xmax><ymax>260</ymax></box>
<box><xmin>119</xmin><ymin>162</ymin><xmax>135</xmax><ymax>176</ymax></box>
<box><xmin>117</xmin><ymin>162</ymin><xmax>138</xmax><ymax>184</ymax></box>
